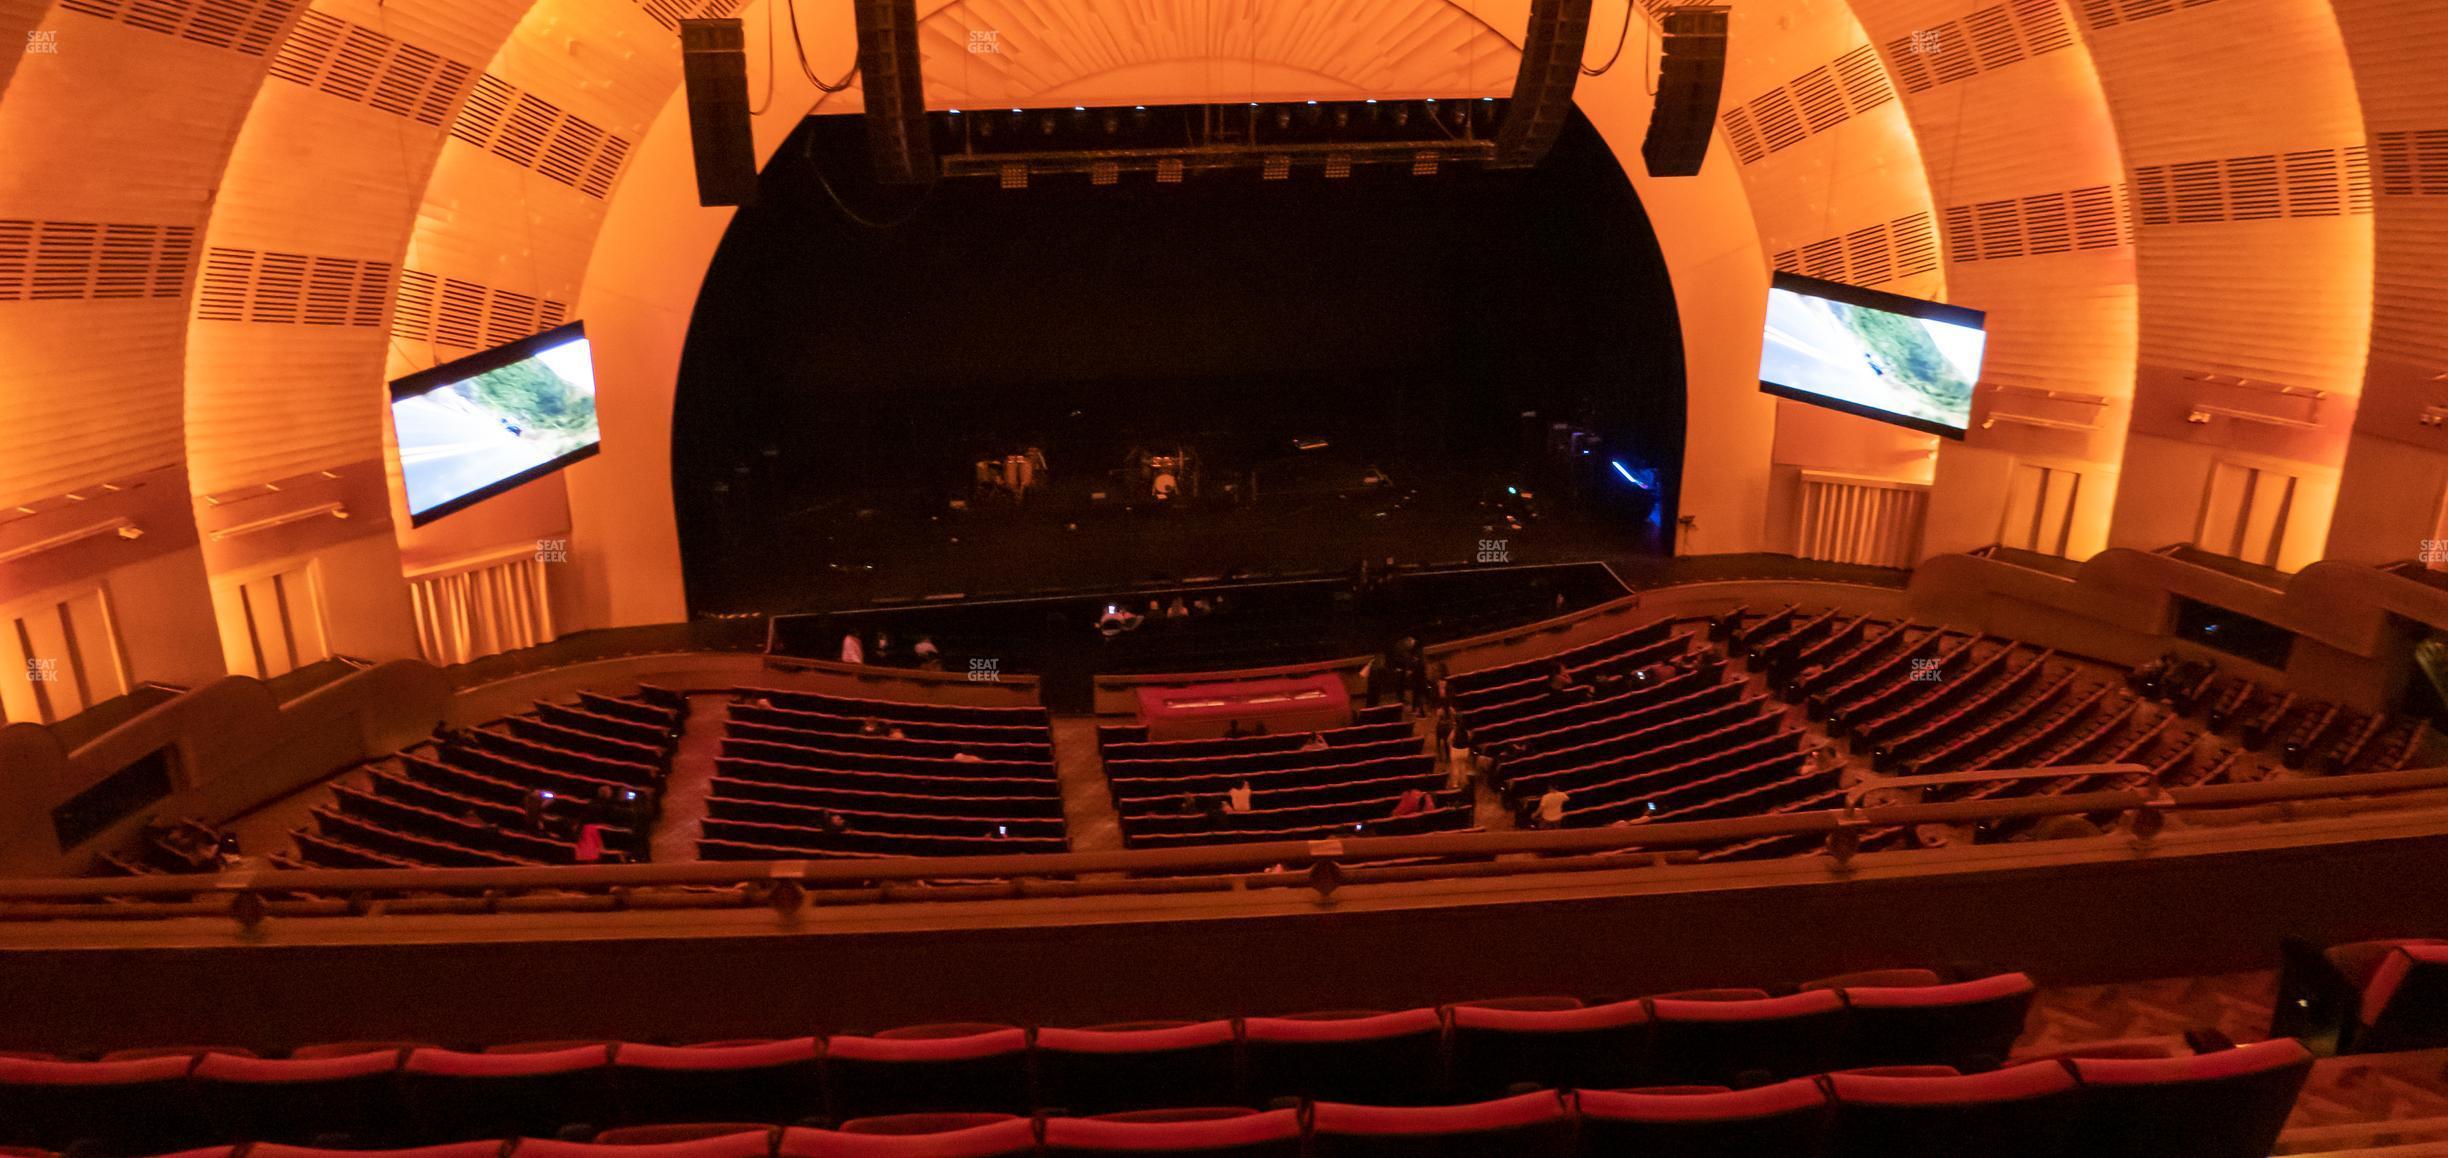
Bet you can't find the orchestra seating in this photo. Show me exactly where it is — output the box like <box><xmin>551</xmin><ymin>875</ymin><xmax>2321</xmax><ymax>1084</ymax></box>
<box><xmin>1442</xmin><ymin>620</ymin><xmax>1825</xmax><ymax>835</ymax></box>
<box><xmin>282</xmin><ymin>688</ymin><xmax>687</xmax><ymax>869</ymax></box>
<box><xmin>1098</xmin><ymin>721</ymin><xmax>1473</xmax><ymax>848</ymax></box>
<box><xmin>697</xmin><ymin>688</ymin><xmax>1068</xmax><ymax>860</ymax></box>
<box><xmin>0</xmin><ymin>965</ymin><xmax>2333</xmax><ymax>1158</ymax></box>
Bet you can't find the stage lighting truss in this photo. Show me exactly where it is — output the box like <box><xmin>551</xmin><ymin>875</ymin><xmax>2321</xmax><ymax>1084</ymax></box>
<box><xmin>927</xmin><ymin>99</ymin><xmax>1505</xmax><ymax>185</ymax></box>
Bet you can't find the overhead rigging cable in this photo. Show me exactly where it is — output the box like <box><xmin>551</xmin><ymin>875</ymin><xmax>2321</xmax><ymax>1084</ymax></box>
<box><xmin>747</xmin><ymin>0</ymin><xmax>777</xmax><ymax>114</ymax></box>
<box><xmin>784</xmin><ymin>0</ymin><xmax>857</xmax><ymax>92</ymax></box>
<box><xmin>802</xmin><ymin>130</ymin><xmax>936</xmax><ymax>229</ymax></box>
<box><xmin>1582</xmin><ymin>0</ymin><xmax>1639</xmax><ymax>77</ymax></box>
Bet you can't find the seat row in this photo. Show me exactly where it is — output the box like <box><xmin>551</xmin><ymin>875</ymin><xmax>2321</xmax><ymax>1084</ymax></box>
<box><xmin>107</xmin><ymin>1039</ymin><xmax>2314</xmax><ymax>1158</ymax></box>
<box><xmin>733</xmin><ymin>687</ymin><xmax>1049</xmax><ymax>730</ymax></box>
<box><xmin>731</xmin><ymin>701</ymin><xmax>1048</xmax><ymax>745</ymax></box>
<box><xmin>1439</xmin><ymin>619</ymin><xmax>1676</xmax><ymax>698</ymax></box>
<box><xmin>1094</xmin><ymin>707</ymin><xmax>1406</xmax><ymax>752</ymax></box>
<box><xmin>1444</xmin><ymin>633</ymin><xmax>1697</xmax><ymax>721</ymax></box>
<box><xmin>1097</xmin><ymin>722</ymin><xmax>1414</xmax><ymax>765</ymax></box>
<box><xmin>0</xmin><ymin>971</ymin><xmax>2047</xmax><ymax>1154</ymax></box>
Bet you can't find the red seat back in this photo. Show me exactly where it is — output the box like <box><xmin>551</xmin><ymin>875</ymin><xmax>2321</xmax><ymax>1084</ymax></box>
<box><xmin>822</xmin><ymin>1028</ymin><xmax>1031</xmax><ymax>1120</ymax></box>
<box><xmin>1827</xmin><ymin>1061</ymin><xmax>2081</xmax><ymax>1158</ymax></box>
<box><xmin>2068</xmin><ymin>1039</ymin><xmax>2314</xmax><ymax>1158</ymax></box>
<box><xmin>1310</xmin><ymin>1091</ymin><xmax>1574</xmax><ymax>1157</ymax></box>
<box><xmin>1576</xmin><ymin>1080</ymin><xmax>1829</xmax><ymax>1157</ymax></box>
<box><xmin>777</xmin><ymin>1119</ymin><xmax>1036</xmax><ymax>1157</ymax></box>
<box><xmin>1242</xmin><ymin>1010</ymin><xmax>1444</xmax><ymax>1106</ymax></box>
<box><xmin>1033</xmin><ymin>1021</ymin><xmax>1239</xmax><ymax>1115</ymax></box>
<box><xmin>1040</xmin><ymin>1107</ymin><xmax>1303</xmax><ymax>1156</ymax></box>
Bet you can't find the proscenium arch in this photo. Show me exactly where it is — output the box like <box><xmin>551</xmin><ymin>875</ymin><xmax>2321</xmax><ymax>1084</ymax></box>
<box><xmin>568</xmin><ymin>0</ymin><xmax>1782</xmax><ymax>628</ymax></box>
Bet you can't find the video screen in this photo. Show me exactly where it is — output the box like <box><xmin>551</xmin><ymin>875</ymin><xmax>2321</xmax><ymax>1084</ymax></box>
<box><xmin>1758</xmin><ymin>271</ymin><xmax>1985</xmax><ymax>439</ymax></box>
<box><xmin>390</xmin><ymin>322</ymin><xmax>601</xmax><ymax>525</ymax></box>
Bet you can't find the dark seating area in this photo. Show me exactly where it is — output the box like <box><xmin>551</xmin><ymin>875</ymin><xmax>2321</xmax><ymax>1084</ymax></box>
<box><xmin>279</xmin><ymin>690</ymin><xmax>684</xmax><ymax>869</ymax></box>
<box><xmin>0</xmin><ymin>963</ymin><xmax>2341</xmax><ymax>1158</ymax></box>
<box><xmin>1432</xmin><ymin>617</ymin><xmax>1834</xmax><ymax>838</ymax></box>
<box><xmin>1098</xmin><ymin>720</ymin><xmax>1472</xmax><ymax>848</ymax></box>
<box><xmin>699</xmin><ymin>691</ymin><xmax>1068</xmax><ymax>859</ymax></box>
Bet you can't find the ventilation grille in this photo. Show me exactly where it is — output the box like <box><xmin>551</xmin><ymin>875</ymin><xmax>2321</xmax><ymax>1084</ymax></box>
<box><xmin>0</xmin><ymin>220</ymin><xmax>197</xmax><ymax>302</ymax></box>
<box><xmin>447</xmin><ymin>73</ymin><xmax>634</xmax><ymax>199</ymax></box>
<box><xmin>56</xmin><ymin>0</ymin><xmax>299</xmax><ymax>55</ymax></box>
<box><xmin>1941</xmin><ymin>185</ymin><xmax>2128</xmax><ymax>263</ymax></box>
<box><xmin>1721</xmin><ymin>46</ymin><xmax>1893</xmax><ymax>165</ymax></box>
<box><xmin>1885</xmin><ymin>1</ymin><xmax>2077</xmax><ymax>96</ymax></box>
<box><xmin>2373</xmin><ymin>130</ymin><xmax>2448</xmax><ymax>197</ymax></box>
<box><xmin>633</xmin><ymin>0</ymin><xmax>741</xmax><ymax>33</ymax></box>
<box><xmin>194</xmin><ymin>247</ymin><xmax>392</xmax><ymax>327</ymax></box>
<box><xmin>2131</xmin><ymin>146</ymin><xmax>2371</xmax><ymax>226</ymax></box>
<box><xmin>2080</xmin><ymin>0</ymin><xmax>2225</xmax><ymax>32</ymax></box>
<box><xmin>1797</xmin><ymin>475</ymin><xmax>1928</xmax><ymax>570</ymax></box>
<box><xmin>266</xmin><ymin>11</ymin><xmax>473</xmax><ymax>126</ymax></box>
<box><xmin>392</xmin><ymin>269</ymin><xmax>571</xmax><ymax>350</ymax></box>
<box><xmin>1770</xmin><ymin>213</ymin><xmax>1941</xmax><ymax>285</ymax></box>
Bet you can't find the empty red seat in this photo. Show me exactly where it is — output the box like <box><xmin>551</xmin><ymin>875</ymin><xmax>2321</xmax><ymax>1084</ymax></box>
<box><xmin>821</xmin><ymin>1026</ymin><xmax>1031</xmax><ymax>1120</ymax></box>
<box><xmin>0</xmin><ymin>1055</ymin><xmax>205</xmax><ymax>1155</ymax></box>
<box><xmin>595</xmin><ymin>1125</ymin><xmax>781</xmax><ymax>1144</ymax></box>
<box><xmin>1575</xmin><ymin>1080</ymin><xmax>1829</xmax><ymax>1156</ymax></box>
<box><xmin>839</xmin><ymin>1114</ymin><xmax>1022</xmax><ymax>1135</ymax></box>
<box><xmin>612</xmin><ymin>1038</ymin><xmax>824</xmax><ymax>1126</ymax></box>
<box><xmin>202</xmin><ymin>1142</ymin><xmax>509</xmax><ymax>1158</ymax></box>
<box><xmin>2067</xmin><ymin>1038</ymin><xmax>2313</xmax><ymax>1158</ymax></box>
<box><xmin>778</xmin><ymin>1118</ymin><xmax>1036</xmax><ymax>1157</ymax></box>
<box><xmin>194</xmin><ymin>1050</ymin><xmax>404</xmax><ymax>1145</ymax></box>
<box><xmin>2350</xmin><ymin>942</ymin><xmax>2448</xmax><ymax>1053</ymax></box>
<box><xmin>1826</xmin><ymin>1062</ymin><xmax>2081</xmax><ymax>1158</ymax></box>
<box><xmin>1040</xmin><ymin>1107</ymin><xmax>1303</xmax><ymax>1156</ymax></box>
<box><xmin>1447</xmin><ymin>999</ymin><xmax>1649</xmax><ymax>1096</ymax></box>
<box><xmin>1832</xmin><ymin>972</ymin><xmax>2037</xmax><ymax>1069</ymax></box>
<box><xmin>515</xmin><ymin>1131</ymin><xmax>777</xmax><ymax>1158</ymax></box>
<box><xmin>1310</xmin><ymin>1091</ymin><xmax>1574</xmax><ymax>1157</ymax></box>
<box><xmin>99</xmin><ymin>1047</ymin><xmax>257</xmax><ymax>1062</ymax></box>
<box><xmin>400</xmin><ymin>1044</ymin><xmax>617</xmax><ymax>1142</ymax></box>
<box><xmin>1241</xmin><ymin>1010</ymin><xmax>1445</xmax><ymax>1106</ymax></box>
<box><xmin>1034</xmin><ymin>1021</ymin><xmax>1239</xmax><ymax>1114</ymax></box>
<box><xmin>1647</xmin><ymin>989</ymin><xmax>1846</xmax><ymax>1084</ymax></box>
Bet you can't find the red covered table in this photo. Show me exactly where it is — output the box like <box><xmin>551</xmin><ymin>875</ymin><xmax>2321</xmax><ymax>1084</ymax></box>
<box><xmin>1134</xmin><ymin>673</ymin><xmax>1353</xmax><ymax>740</ymax></box>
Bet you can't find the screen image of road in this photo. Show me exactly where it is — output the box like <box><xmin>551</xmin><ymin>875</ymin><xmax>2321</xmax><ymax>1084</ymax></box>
<box><xmin>394</xmin><ymin>334</ymin><xmax>600</xmax><ymax>521</ymax></box>
<box><xmin>1760</xmin><ymin>286</ymin><xmax>1983</xmax><ymax>433</ymax></box>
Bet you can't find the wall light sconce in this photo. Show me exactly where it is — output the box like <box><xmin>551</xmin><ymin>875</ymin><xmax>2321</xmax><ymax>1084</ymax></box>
<box><xmin>2186</xmin><ymin>410</ymin><xmax>2214</xmax><ymax>424</ymax></box>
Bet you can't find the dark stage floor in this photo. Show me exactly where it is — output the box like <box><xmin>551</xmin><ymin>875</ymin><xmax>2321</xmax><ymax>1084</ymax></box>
<box><xmin>685</xmin><ymin>445</ymin><xmax>1667</xmax><ymax>617</ymax></box>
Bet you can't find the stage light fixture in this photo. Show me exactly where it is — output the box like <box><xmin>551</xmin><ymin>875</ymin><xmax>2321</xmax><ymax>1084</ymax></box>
<box><xmin>1091</xmin><ymin>161</ymin><xmax>1119</xmax><ymax>185</ymax></box>
<box><xmin>1411</xmin><ymin>151</ymin><xmax>1439</xmax><ymax>176</ymax></box>
<box><xmin>1156</xmin><ymin>157</ymin><xmax>1184</xmax><ymax>183</ymax></box>
<box><xmin>1263</xmin><ymin>154</ymin><xmax>1291</xmax><ymax>180</ymax></box>
<box><xmin>1333</xmin><ymin>106</ymin><xmax>1350</xmax><ymax>128</ymax></box>
<box><xmin>1101</xmin><ymin>112</ymin><xmax>1119</xmax><ymax>134</ymax></box>
<box><xmin>1325</xmin><ymin>154</ymin><xmax>1352</xmax><ymax>178</ymax></box>
<box><xmin>999</xmin><ymin>162</ymin><xmax>1028</xmax><ymax>189</ymax></box>
<box><xmin>1273</xmin><ymin>108</ymin><xmax>1292</xmax><ymax>129</ymax></box>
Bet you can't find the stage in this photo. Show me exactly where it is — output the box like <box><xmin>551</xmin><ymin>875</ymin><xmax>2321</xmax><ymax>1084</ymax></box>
<box><xmin>767</xmin><ymin>560</ymin><xmax>1631</xmax><ymax>711</ymax></box>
